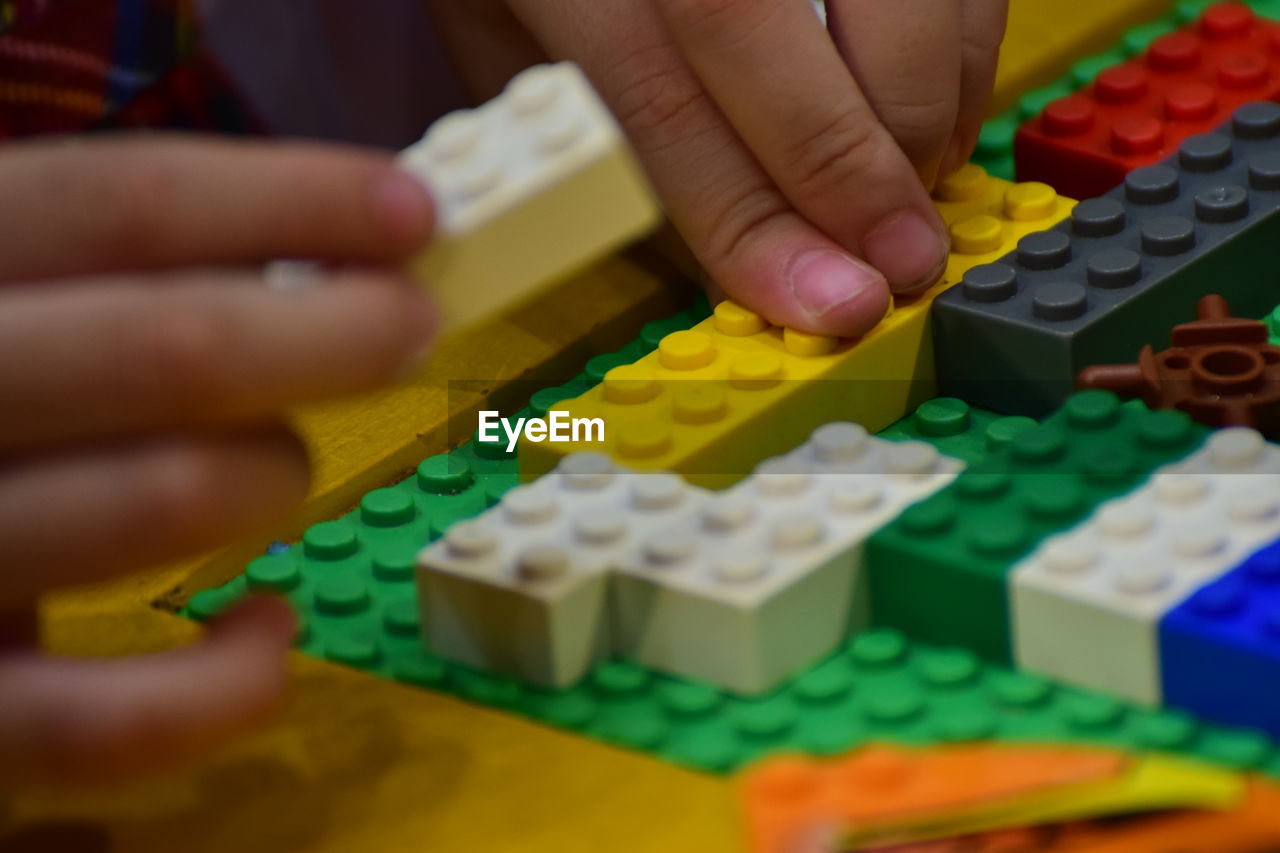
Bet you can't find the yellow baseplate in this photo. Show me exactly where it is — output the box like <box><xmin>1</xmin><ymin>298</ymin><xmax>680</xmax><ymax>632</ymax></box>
<box><xmin>520</xmin><ymin>166</ymin><xmax>1074</xmax><ymax>488</ymax></box>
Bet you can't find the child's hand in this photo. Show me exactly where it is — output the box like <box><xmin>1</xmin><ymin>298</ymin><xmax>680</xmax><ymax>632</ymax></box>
<box><xmin>503</xmin><ymin>0</ymin><xmax>1008</xmax><ymax>335</ymax></box>
<box><xmin>0</xmin><ymin>135</ymin><xmax>436</xmax><ymax>785</ymax></box>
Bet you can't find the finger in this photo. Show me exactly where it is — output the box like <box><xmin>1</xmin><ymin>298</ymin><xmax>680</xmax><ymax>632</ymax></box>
<box><xmin>658</xmin><ymin>0</ymin><xmax>949</xmax><ymax>295</ymax></box>
<box><xmin>0</xmin><ymin>270</ymin><xmax>435</xmax><ymax>450</ymax></box>
<box><xmin>0</xmin><ymin>135</ymin><xmax>435</xmax><ymax>283</ymax></box>
<box><xmin>0</xmin><ymin>427</ymin><xmax>309</xmax><ymax>606</ymax></box>
<box><xmin>940</xmin><ymin>0</ymin><xmax>1010</xmax><ymax>177</ymax></box>
<box><xmin>509</xmin><ymin>0</ymin><xmax>890</xmax><ymax>335</ymax></box>
<box><xmin>826</xmin><ymin>0</ymin><xmax>964</xmax><ymax>189</ymax></box>
<box><xmin>0</xmin><ymin>596</ymin><xmax>294</xmax><ymax>785</ymax></box>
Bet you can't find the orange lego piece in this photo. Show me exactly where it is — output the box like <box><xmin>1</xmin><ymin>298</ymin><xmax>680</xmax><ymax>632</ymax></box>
<box><xmin>740</xmin><ymin>743</ymin><xmax>1125</xmax><ymax>853</ymax></box>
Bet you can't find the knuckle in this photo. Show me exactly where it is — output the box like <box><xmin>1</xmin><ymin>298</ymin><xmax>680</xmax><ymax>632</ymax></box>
<box><xmin>782</xmin><ymin>109</ymin><xmax>886</xmax><ymax>195</ymax></box>
<box><xmin>874</xmin><ymin>95</ymin><xmax>957</xmax><ymax>152</ymax></box>
<box><xmin>665</xmin><ymin>0</ymin><xmax>770</xmax><ymax>43</ymax></box>
<box><xmin>609</xmin><ymin>49</ymin><xmax>711</xmax><ymax>141</ymax></box>
<box><xmin>699</xmin><ymin>180</ymin><xmax>790</xmax><ymax>266</ymax></box>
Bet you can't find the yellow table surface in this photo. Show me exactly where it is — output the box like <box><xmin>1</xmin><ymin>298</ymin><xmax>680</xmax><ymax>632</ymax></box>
<box><xmin>3</xmin><ymin>3</ymin><xmax>1177</xmax><ymax>848</ymax></box>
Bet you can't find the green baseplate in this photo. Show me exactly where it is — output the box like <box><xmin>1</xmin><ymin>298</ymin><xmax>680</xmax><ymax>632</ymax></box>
<box><xmin>186</xmin><ymin>290</ymin><xmax>1280</xmax><ymax>777</ymax></box>
<box><xmin>973</xmin><ymin>0</ymin><xmax>1280</xmax><ymax>181</ymax></box>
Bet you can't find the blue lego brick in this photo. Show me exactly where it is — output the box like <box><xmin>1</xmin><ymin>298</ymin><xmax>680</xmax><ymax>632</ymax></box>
<box><xmin>1161</xmin><ymin>538</ymin><xmax>1280</xmax><ymax>736</ymax></box>
<box><xmin>935</xmin><ymin>101</ymin><xmax>1280</xmax><ymax>418</ymax></box>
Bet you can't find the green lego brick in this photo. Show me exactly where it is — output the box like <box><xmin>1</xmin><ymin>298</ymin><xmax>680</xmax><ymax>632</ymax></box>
<box><xmin>973</xmin><ymin>0</ymin><xmax>1279</xmax><ymax>181</ymax></box>
<box><xmin>867</xmin><ymin>391</ymin><xmax>1209</xmax><ymax>665</ymax></box>
<box><xmin>879</xmin><ymin>398</ymin><xmax>1038</xmax><ymax>468</ymax></box>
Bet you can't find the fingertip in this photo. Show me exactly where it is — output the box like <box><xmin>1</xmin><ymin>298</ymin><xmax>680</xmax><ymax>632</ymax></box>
<box><xmin>372</xmin><ymin>167</ymin><xmax>436</xmax><ymax>255</ymax></box>
<box><xmin>212</xmin><ymin>594</ymin><xmax>298</xmax><ymax>650</ymax></box>
<box><xmin>785</xmin><ymin>248</ymin><xmax>890</xmax><ymax>336</ymax></box>
<box><xmin>862</xmin><ymin>209</ymin><xmax>950</xmax><ymax>294</ymax></box>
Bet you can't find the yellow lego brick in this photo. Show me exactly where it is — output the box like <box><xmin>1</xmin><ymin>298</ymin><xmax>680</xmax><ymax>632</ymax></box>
<box><xmin>520</xmin><ymin>166</ymin><xmax>1075</xmax><ymax>489</ymax></box>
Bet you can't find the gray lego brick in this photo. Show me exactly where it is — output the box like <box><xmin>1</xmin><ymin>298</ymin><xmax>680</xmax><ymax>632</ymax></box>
<box><xmin>933</xmin><ymin>101</ymin><xmax>1280</xmax><ymax>417</ymax></box>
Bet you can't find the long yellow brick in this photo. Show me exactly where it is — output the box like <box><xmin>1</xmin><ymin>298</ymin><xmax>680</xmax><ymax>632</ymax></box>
<box><xmin>520</xmin><ymin>166</ymin><xmax>1075</xmax><ymax>488</ymax></box>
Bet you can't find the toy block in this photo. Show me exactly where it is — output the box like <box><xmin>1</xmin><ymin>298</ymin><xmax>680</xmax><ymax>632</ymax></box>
<box><xmin>936</xmin><ymin>101</ymin><xmax>1280</xmax><ymax>418</ymax></box>
<box><xmin>867</xmin><ymin>390</ymin><xmax>1209</xmax><ymax>664</ymax></box>
<box><xmin>611</xmin><ymin>425</ymin><xmax>962</xmax><ymax>694</ymax></box>
<box><xmin>520</xmin><ymin>168</ymin><xmax>1073</xmax><ymax>488</ymax></box>
<box><xmin>1011</xmin><ymin>427</ymin><xmax>1280</xmax><ymax>705</ymax></box>
<box><xmin>1080</xmin><ymin>294</ymin><xmax>1280</xmax><ymax>436</ymax></box>
<box><xmin>878</xmin><ymin>397</ymin><xmax>1039</xmax><ymax>467</ymax></box>
<box><xmin>1161</xmin><ymin>536</ymin><xmax>1280</xmax><ymax>735</ymax></box>
<box><xmin>417</xmin><ymin>453</ymin><xmax>707</xmax><ymax>687</ymax></box>
<box><xmin>1015</xmin><ymin>3</ymin><xmax>1280</xmax><ymax>199</ymax></box>
<box><xmin>401</xmin><ymin>62</ymin><xmax>661</xmax><ymax>333</ymax></box>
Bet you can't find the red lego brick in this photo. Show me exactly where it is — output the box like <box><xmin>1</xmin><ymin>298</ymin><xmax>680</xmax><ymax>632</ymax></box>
<box><xmin>1015</xmin><ymin>1</ymin><xmax>1280</xmax><ymax>199</ymax></box>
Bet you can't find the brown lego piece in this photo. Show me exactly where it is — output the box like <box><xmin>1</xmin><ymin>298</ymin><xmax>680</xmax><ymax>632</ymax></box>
<box><xmin>1077</xmin><ymin>295</ymin><xmax>1280</xmax><ymax>434</ymax></box>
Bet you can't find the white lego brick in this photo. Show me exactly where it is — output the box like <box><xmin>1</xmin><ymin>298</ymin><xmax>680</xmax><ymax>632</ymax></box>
<box><xmin>1012</xmin><ymin>428</ymin><xmax>1280</xmax><ymax>706</ymax></box>
<box><xmin>417</xmin><ymin>452</ymin><xmax>706</xmax><ymax>687</ymax></box>
<box><xmin>400</xmin><ymin>62</ymin><xmax>661</xmax><ymax>333</ymax></box>
<box><xmin>612</xmin><ymin>423</ymin><xmax>963</xmax><ymax>694</ymax></box>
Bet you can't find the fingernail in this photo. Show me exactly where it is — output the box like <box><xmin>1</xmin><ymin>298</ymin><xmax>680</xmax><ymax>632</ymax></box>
<box><xmin>788</xmin><ymin>249</ymin><xmax>884</xmax><ymax>318</ymax></box>
<box><xmin>863</xmin><ymin>210</ymin><xmax>949</xmax><ymax>292</ymax></box>
<box><xmin>374</xmin><ymin>168</ymin><xmax>435</xmax><ymax>248</ymax></box>
<box><xmin>399</xmin><ymin>291</ymin><xmax>438</xmax><ymax>378</ymax></box>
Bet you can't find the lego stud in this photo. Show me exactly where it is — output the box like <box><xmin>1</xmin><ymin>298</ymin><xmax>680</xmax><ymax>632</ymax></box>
<box><xmin>424</xmin><ymin>111</ymin><xmax>481</xmax><ymax>163</ymax></box>
<box><xmin>1248</xmin><ymin>152</ymin><xmax>1280</xmax><ymax>190</ymax></box>
<box><xmin>1016</xmin><ymin>230</ymin><xmax>1071</xmax><ymax>270</ymax></box>
<box><xmin>1140</xmin><ymin>216</ymin><xmax>1195</xmax><ymax>256</ymax></box>
<box><xmin>914</xmin><ymin>397</ymin><xmax>971</xmax><ymax>438</ymax></box>
<box><xmin>1111</xmin><ymin>115</ymin><xmax>1163</xmax><ymax>156</ymax></box>
<box><xmin>1114</xmin><ymin>564</ymin><xmax>1172</xmax><ymax>595</ymax></box>
<box><xmin>1097</xmin><ymin>502</ymin><xmax>1155</xmax><ymax>539</ymax></box>
<box><xmin>772</xmin><ymin>515</ymin><xmax>824</xmax><ymax>550</ymax></box>
<box><xmin>616</xmin><ymin>418</ymin><xmax>672</xmax><ymax>459</ymax></box>
<box><xmin>1031</xmin><ymin>282</ymin><xmax>1087</xmax><ymax>322</ymax></box>
<box><xmin>1042</xmin><ymin>95</ymin><xmax>1095</xmax><ymax>137</ymax></box>
<box><xmin>1148</xmin><ymin>31</ymin><xmax>1201</xmax><ymax>72</ymax></box>
<box><xmin>783</xmin><ymin>327</ymin><xmax>839</xmax><ymax>357</ymax></box>
<box><xmin>728</xmin><ymin>354</ymin><xmax>783</xmax><ymax>390</ymax></box>
<box><xmin>714</xmin><ymin>552</ymin><xmax>770</xmax><ymax>583</ymax></box>
<box><xmin>950</xmin><ymin>215</ymin><xmax>1003</xmax><ymax>255</ymax></box>
<box><xmin>603</xmin><ymin>364</ymin><xmax>660</xmax><ymax>405</ymax></box>
<box><xmin>659</xmin><ymin>330</ymin><xmax>716</xmax><ymax>371</ymax></box>
<box><xmin>810</xmin><ymin>422</ymin><xmax>869</xmax><ymax>464</ymax></box>
<box><xmin>517</xmin><ymin>545</ymin><xmax>570</xmax><ymax>581</ymax></box>
<box><xmin>1187</xmin><ymin>582</ymin><xmax>1246</xmax><ymax>618</ymax></box>
<box><xmin>1095</xmin><ymin>64</ymin><xmax>1148</xmax><ymax>105</ymax></box>
<box><xmin>713</xmin><ymin>301</ymin><xmax>767</xmax><ymax>337</ymax></box>
<box><xmin>1043</xmin><ymin>538</ymin><xmax>1099</xmax><ymax>575</ymax></box>
<box><xmin>886</xmin><ymin>442</ymin><xmax>942</xmax><ymax>477</ymax></box>
<box><xmin>1086</xmin><ymin>248</ymin><xmax>1142</xmax><ymax>289</ymax></box>
<box><xmin>744</xmin><ymin>758</ymin><xmax>820</xmax><ymax>802</ymax></box>
<box><xmin>961</xmin><ymin>263</ymin><xmax>1017</xmax><ymax>304</ymax></box>
<box><xmin>445</xmin><ymin>520</ymin><xmax>498</xmax><ymax>558</ymax></box>
<box><xmin>503</xmin><ymin>486</ymin><xmax>558</xmax><ymax>524</ymax></box>
<box><xmin>1217</xmin><ymin>52</ymin><xmax>1268</xmax><ymax>91</ymax></box>
<box><xmin>1227</xmin><ymin>490</ymin><xmax>1280</xmax><ymax>523</ymax></box>
<box><xmin>674</xmin><ymin>383</ymin><xmax>729</xmax><ymax>423</ymax></box>
<box><xmin>702</xmin><ymin>494</ymin><xmax>755</xmax><ymax>532</ymax></box>
<box><xmin>507</xmin><ymin>65</ymin><xmax>563</xmax><ymax>116</ymax></box>
<box><xmin>1179</xmin><ymin>133</ymin><xmax>1233</xmax><ymax>172</ymax></box>
<box><xmin>631</xmin><ymin>472</ymin><xmax>687</xmax><ymax>510</ymax></box>
<box><xmin>1194</xmin><ymin>185</ymin><xmax>1249</xmax><ymax>223</ymax></box>
<box><xmin>754</xmin><ymin>458</ymin><xmax>813</xmax><ymax>496</ymax></box>
<box><xmin>1071</xmin><ymin>198</ymin><xmax>1126</xmax><ymax>238</ymax></box>
<box><xmin>1232</xmin><ymin>101</ymin><xmax>1280</xmax><ymax>139</ymax></box>
<box><xmin>1247</xmin><ymin>548</ymin><xmax>1280</xmax><ymax>582</ymax></box>
<box><xmin>1201</xmin><ymin>1</ymin><xmax>1254</xmax><ymax>39</ymax></box>
<box><xmin>1173</xmin><ymin>526</ymin><xmax>1226</xmax><ymax>559</ymax></box>
<box><xmin>827</xmin><ymin>481</ymin><xmax>884</xmax><ymax>514</ymax></box>
<box><xmin>1166</xmin><ymin>85</ymin><xmax>1218</xmax><ymax>125</ymax></box>
<box><xmin>839</xmin><ymin>746</ymin><xmax>913</xmax><ymax>788</ymax></box>
<box><xmin>642</xmin><ymin>528</ymin><xmax>697</xmax><ymax>567</ymax></box>
<box><xmin>1004</xmin><ymin>182</ymin><xmax>1059</xmax><ymax>222</ymax></box>
<box><xmin>935</xmin><ymin>163</ymin><xmax>989</xmax><ymax>202</ymax></box>
<box><xmin>1125</xmin><ymin>166</ymin><xmax>1180</xmax><ymax>205</ymax></box>
<box><xmin>1208</xmin><ymin>427</ymin><xmax>1266</xmax><ymax>469</ymax></box>
<box><xmin>574</xmin><ymin>508</ymin><xmax>627</xmax><ymax>545</ymax></box>
<box><xmin>1153</xmin><ymin>472</ymin><xmax>1210</xmax><ymax>505</ymax></box>
<box><xmin>558</xmin><ymin>452</ymin><xmax>616</xmax><ymax>490</ymax></box>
